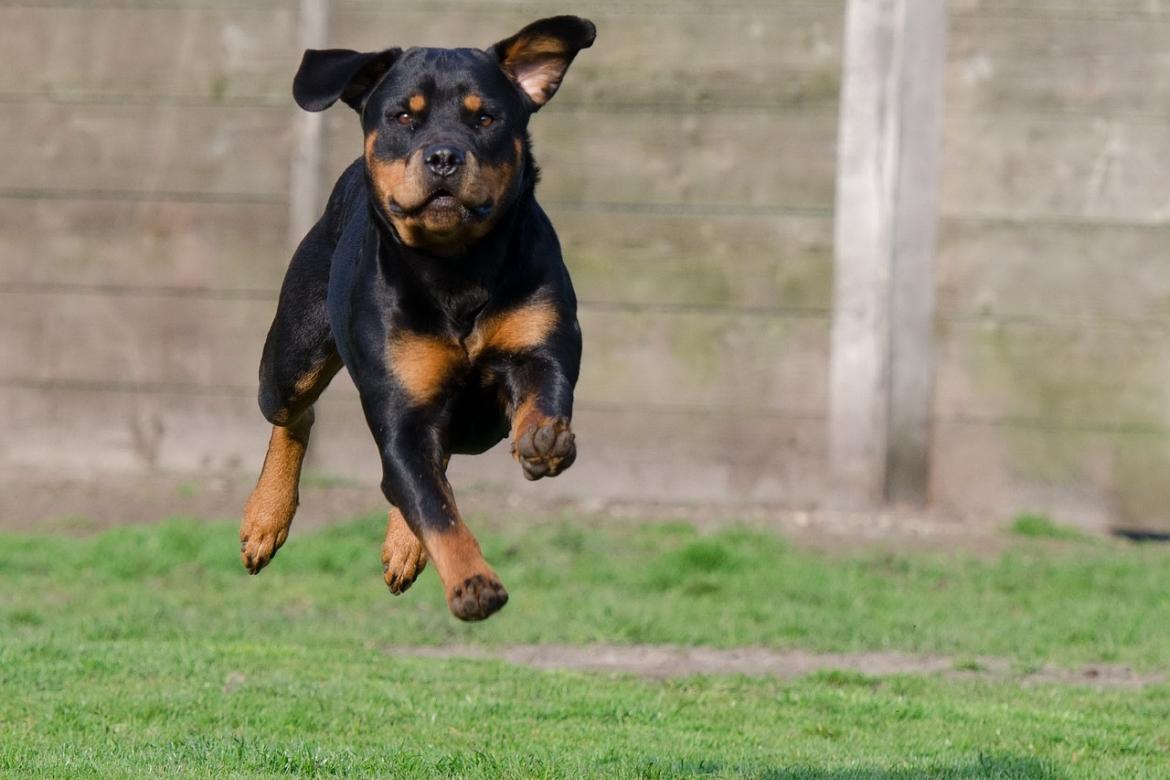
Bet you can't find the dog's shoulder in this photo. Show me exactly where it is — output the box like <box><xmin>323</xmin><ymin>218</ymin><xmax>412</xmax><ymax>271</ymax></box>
<box><xmin>322</xmin><ymin>157</ymin><xmax>369</xmax><ymax>242</ymax></box>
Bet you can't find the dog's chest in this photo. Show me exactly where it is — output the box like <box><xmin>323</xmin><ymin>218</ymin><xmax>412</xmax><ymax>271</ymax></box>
<box><xmin>385</xmin><ymin>298</ymin><xmax>557</xmax><ymax>405</ymax></box>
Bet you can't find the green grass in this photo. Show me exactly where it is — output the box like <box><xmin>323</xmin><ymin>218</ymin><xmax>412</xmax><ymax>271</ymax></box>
<box><xmin>2</xmin><ymin>514</ymin><xmax>1166</xmax><ymax>666</ymax></box>
<box><xmin>1</xmin><ymin>514</ymin><xmax>1169</xmax><ymax>777</ymax></box>
<box><xmin>2</xmin><ymin>644</ymin><xmax>1167</xmax><ymax>778</ymax></box>
<box><xmin>1009</xmin><ymin>514</ymin><xmax>1089</xmax><ymax>542</ymax></box>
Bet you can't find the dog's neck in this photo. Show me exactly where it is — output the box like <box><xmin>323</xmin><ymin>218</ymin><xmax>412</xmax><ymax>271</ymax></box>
<box><xmin>368</xmin><ymin>184</ymin><xmax>535</xmax><ymax>332</ymax></box>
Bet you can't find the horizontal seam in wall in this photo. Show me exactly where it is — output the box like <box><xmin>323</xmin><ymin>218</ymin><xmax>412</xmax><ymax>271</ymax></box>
<box><xmin>942</xmin><ymin>213</ymin><xmax>1170</xmax><ymax>232</ymax></box>
<box><xmin>0</xmin><ymin>0</ymin><xmax>836</xmax><ymax>12</ymax></box>
<box><xmin>950</xmin><ymin>9</ymin><xmax>1170</xmax><ymax>23</ymax></box>
<box><xmin>0</xmin><ymin>189</ymin><xmax>832</xmax><ymax>218</ymax></box>
<box><xmin>0</xmin><ymin>377</ymin><xmax>826</xmax><ymax>420</ymax></box>
<box><xmin>0</xmin><ymin>188</ymin><xmax>286</xmax><ymax>205</ymax></box>
<box><xmin>0</xmin><ymin>93</ymin><xmax>840</xmax><ymax>115</ymax></box>
<box><xmin>0</xmin><ymin>283</ymin><xmax>831</xmax><ymax>319</ymax></box>
<box><xmin>938</xmin><ymin>414</ymin><xmax>1168</xmax><ymax>438</ymax></box>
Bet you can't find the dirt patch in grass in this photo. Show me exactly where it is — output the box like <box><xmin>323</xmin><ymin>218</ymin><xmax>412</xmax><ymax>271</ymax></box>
<box><xmin>393</xmin><ymin>644</ymin><xmax>1166</xmax><ymax>688</ymax></box>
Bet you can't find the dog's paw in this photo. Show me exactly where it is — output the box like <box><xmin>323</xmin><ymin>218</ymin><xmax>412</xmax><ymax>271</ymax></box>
<box><xmin>382</xmin><ymin>528</ymin><xmax>428</xmax><ymax>595</ymax></box>
<box><xmin>513</xmin><ymin>416</ymin><xmax>576</xmax><ymax>481</ymax></box>
<box><xmin>447</xmin><ymin>574</ymin><xmax>509</xmax><ymax>621</ymax></box>
<box><xmin>239</xmin><ymin>520</ymin><xmax>289</xmax><ymax>575</ymax></box>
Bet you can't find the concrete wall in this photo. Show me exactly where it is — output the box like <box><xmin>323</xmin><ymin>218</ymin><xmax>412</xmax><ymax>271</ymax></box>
<box><xmin>2</xmin><ymin>0</ymin><xmax>1168</xmax><ymax>529</ymax></box>
<box><xmin>1</xmin><ymin>1</ymin><xmax>842</xmax><ymax>509</ymax></box>
<box><xmin>932</xmin><ymin>0</ymin><xmax>1170</xmax><ymax>530</ymax></box>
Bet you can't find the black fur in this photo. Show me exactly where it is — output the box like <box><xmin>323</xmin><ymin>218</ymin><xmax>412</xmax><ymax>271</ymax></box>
<box><xmin>255</xmin><ymin>18</ymin><xmax>593</xmax><ymax>571</ymax></box>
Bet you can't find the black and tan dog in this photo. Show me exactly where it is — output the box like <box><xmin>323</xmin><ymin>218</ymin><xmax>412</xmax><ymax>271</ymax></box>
<box><xmin>239</xmin><ymin>16</ymin><xmax>595</xmax><ymax>621</ymax></box>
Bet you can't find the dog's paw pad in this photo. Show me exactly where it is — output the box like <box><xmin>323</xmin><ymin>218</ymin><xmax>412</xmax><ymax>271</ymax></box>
<box><xmin>514</xmin><ymin>417</ymin><xmax>576</xmax><ymax>481</ymax></box>
<box><xmin>448</xmin><ymin>574</ymin><xmax>508</xmax><ymax>621</ymax></box>
<box><xmin>382</xmin><ymin>538</ymin><xmax>428</xmax><ymax>595</ymax></box>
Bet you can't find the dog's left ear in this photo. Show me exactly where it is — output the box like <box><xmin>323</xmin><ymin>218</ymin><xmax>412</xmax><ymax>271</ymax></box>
<box><xmin>293</xmin><ymin>47</ymin><xmax>401</xmax><ymax>113</ymax></box>
<box><xmin>489</xmin><ymin>16</ymin><xmax>596</xmax><ymax>111</ymax></box>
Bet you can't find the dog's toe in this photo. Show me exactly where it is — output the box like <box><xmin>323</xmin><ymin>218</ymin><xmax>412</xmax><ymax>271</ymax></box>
<box><xmin>239</xmin><ymin>525</ymin><xmax>288</xmax><ymax>574</ymax></box>
<box><xmin>447</xmin><ymin>574</ymin><xmax>509</xmax><ymax>621</ymax></box>
<box><xmin>514</xmin><ymin>417</ymin><xmax>576</xmax><ymax>481</ymax></box>
<box><xmin>382</xmin><ymin>537</ymin><xmax>427</xmax><ymax>595</ymax></box>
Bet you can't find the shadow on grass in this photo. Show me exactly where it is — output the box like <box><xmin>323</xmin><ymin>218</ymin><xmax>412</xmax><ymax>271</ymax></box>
<box><xmin>647</xmin><ymin>754</ymin><xmax>1063</xmax><ymax>779</ymax></box>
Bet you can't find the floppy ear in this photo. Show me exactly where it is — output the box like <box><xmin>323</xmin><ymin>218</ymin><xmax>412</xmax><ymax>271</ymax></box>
<box><xmin>292</xmin><ymin>48</ymin><xmax>401</xmax><ymax>112</ymax></box>
<box><xmin>489</xmin><ymin>16</ymin><xmax>596</xmax><ymax>110</ymax></box>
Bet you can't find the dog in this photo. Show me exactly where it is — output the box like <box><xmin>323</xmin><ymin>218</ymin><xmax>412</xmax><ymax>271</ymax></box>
<box><xmin>239</xmin><ymin>16</ymin><xmax>596</xmax><ymax>622</ymax></box>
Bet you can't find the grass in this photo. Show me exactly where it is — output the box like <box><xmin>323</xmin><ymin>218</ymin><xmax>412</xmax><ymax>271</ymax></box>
<box><xmin>1</xmin><ymin>514</ymin><xmax>1169</xmax><ymax>777</ymax></box>
<box><xmin>1009</xmin><ymin>514</ymin><xmax>1089</xmax><ymax>542</ymax></box>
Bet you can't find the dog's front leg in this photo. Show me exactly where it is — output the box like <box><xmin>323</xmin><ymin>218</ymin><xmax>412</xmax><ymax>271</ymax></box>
<box><xmin>501</xmin><ymin>353</ymin><xmax>580</xmax><ymax>481</ymax></box>
<box><xmin>371</xmin><ymin>412</ymin><xmax>507</xmax><ymax>621</ymax></box>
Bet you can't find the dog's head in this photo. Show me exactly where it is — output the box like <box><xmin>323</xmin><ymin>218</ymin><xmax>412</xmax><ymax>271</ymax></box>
<box><xmin>293</xmin><ymin>16</ymin><xmax>595</xmax><ymax>256</ymax></box>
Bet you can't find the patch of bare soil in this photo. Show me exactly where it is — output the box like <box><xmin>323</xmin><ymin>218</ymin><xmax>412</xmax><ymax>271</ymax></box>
<box><xmin>392</xmin><ymin>644</ymin><xmax>1165</xmax><ymax>689</ymax></box>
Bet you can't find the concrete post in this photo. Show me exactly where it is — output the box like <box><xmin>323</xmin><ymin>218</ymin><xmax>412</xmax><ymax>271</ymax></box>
<box><xmin>827</xmin><ymin>0</ymin><xmax>949</xmax><ymax>506</ymax></box>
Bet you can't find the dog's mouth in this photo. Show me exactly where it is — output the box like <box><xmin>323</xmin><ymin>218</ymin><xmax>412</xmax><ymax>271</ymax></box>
<box><xmin>426</xmin><ymin>191</ymin><xmax>461</xmax><ymax>211</ymax></box>
<box><xmin>388</xmin><ymin>189</ymin><xmax>493</xmax><ymax>221</ymax></box>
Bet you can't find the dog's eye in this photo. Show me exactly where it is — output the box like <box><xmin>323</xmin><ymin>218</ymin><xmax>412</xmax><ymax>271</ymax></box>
<box><xmin>477</xmin><ymin>113</ymin><xmax>495</xmax><ymax>129</ymax></box>
<box><xmin>395</xmin><ymin>112</ymin><xmax>413</xmax><ymax>127</ymax></box>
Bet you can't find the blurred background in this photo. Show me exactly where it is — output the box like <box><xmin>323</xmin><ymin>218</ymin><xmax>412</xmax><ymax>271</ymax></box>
<box><xmin>2</xmin><ymin>0</ymin><xmax>1168</xmax><ymax>536</ymax></box>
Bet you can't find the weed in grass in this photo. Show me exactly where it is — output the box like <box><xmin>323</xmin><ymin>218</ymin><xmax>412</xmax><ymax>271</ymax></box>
<box><xmin>809</xmin><ymin>669</ymin><xmax>880</xmax><ymax>688</ymax></box>
<box><xmin>1009</xmin><ymin>513</ymin><xmax>1088</xmax><ymax>541</ymax></box>
<box><xmin>644</xmin><ymin>530</ymin><xmax>756</xmax><ymax>594</ymax></box>
<box><xmin>5</xmin><ymin>608</ymin><xmax>43</xmax><ymax>627</ymax></box>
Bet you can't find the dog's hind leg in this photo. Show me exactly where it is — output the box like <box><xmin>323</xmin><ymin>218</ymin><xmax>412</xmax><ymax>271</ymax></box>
<box><xmin>241</xmin><ymin>218</ymin><xmax>343</xmax><ymax>574</ymax></box>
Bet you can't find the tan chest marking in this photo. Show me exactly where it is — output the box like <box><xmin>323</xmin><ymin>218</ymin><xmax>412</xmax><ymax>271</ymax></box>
<box><xmin>387</xmin><ymin>301</ymin><xmax>558</xmax><ymax>405</ymax></box>
<box><xmin>387</xmin><ymin>333</ymin><xmax>467</xmax><ymax>406</ymax></box>
<box><xmin>466</xmin><ymin>300</ymin><xmax>558</xmax><ymax>360</ymax></box>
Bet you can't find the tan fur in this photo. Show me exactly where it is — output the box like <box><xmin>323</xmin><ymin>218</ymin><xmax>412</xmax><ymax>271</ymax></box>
<box><xmin>420</xmin><ymin>519</ymin><xmax>495</xmax><ymax>595</ymax></box>
<box><xmin>385</xmin><ymin>298</ymin><xmax>555</xmax><ymax>405</ymax></box>
<box><xmin>366</xmin><ymin>135</ymin><xmax>429</xmax><ymax>211</ymax></box>
<box><xmin>463</xmin><ymin>93</ymin><xmax>483</xmax><ymax>113</ymax></box>
<box><xmin>269</xmin><ymin>356</ymin><xmax>340</xmax><ymax>425</ymax></box>
<box><xmin>502</xmin><ymin>37</ymin><xmax>572</xmax><ymax>105</ymax></box>
<box><xmin>509</xmin><ymin>395</ymin><xmax>540</xmax><ymax>442</ymax></box>
<box><xmin>387</xmin><ymin>332</ymin><xmax>467</xmax><ymax>405</ymax></box>
<box><xmin>383</xmin><ymin>483</ymin><xmax>502</xmax><ymax>619</ymax></box>
<box><xmin>408</xmin><ymin>93</ymin><xmax>426</xmax><ymax>113</ymax></box>
<box><xmin>365</xmin><ymin>127</ymin><xmax>523</xmax><ymax>255</ymax></box>
<box><xmin>505</xmin><ymin>36</ymin><xmax>569</xmax><ymax>60</ymax></box>
<box><xmin>467</xmin><ymin>299</ymin><xmax>558</xmax><ymax>360</ymax></box>
<box><xmin>239</xmin><ymin>414</ymin><xmax>313</xmax><ymax>571</ymax></box>
<box><xmin>381</xmin><ymin>507</ymin><xmax>427</xmax><ymax>593</ymax></box>
<box><xmin>293</xmin><ymin>353</ymin><xmax>341</xmax><ymax>396</ymax></box>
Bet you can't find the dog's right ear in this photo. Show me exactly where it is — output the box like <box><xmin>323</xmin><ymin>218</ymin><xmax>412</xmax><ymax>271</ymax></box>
<box><xmin>293</xmin><ymin>48</ymin><xmax>401</xmax><ymax>112</ymax></box>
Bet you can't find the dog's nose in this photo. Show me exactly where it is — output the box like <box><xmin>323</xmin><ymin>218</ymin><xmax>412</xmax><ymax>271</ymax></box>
<box><xmin>424</xmin><ymin>145</ymin><xmax>465</xmax><ymax>178</ymax></box>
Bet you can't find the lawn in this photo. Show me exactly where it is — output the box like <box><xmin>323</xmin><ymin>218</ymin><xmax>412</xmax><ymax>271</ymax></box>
<box><xmin>1</xmin><ymin>513</ymin><xmax>1168</xmax><ymax>777</ymax></box>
